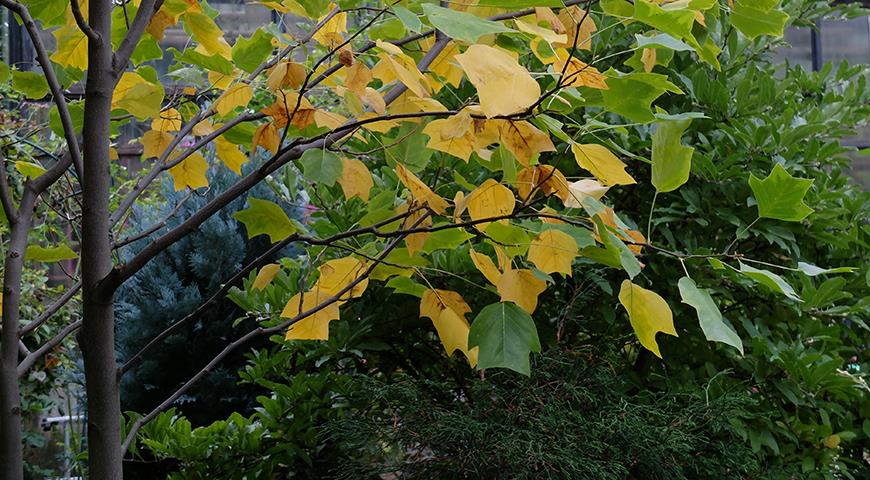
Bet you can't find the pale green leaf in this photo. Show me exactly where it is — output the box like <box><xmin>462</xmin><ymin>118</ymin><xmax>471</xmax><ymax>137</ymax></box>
<box><xmin>422</xmin><ymin>4</ymin><xmax>515</xmax><ymax>43</ymax></box>
<box><xmin>678</xmin><ymin>277</ymin><xmax>743</xmax><ymax>354</ymax></box>
<box><xmin>651</xmin><ymin>118</ymin><xmax>694</xmax><ymax>193</ymax></box>
<box><xmin>232</xmin><ymin>198</ymin><xmax>297</xmax><ymax>243</ymax></box>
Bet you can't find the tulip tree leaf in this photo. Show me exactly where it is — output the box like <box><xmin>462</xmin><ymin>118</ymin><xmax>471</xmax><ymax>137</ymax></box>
<box><xmin>749</xmin><ymin>164</ymin><xmax>814</xmax><ymax>222</ymax></box>
<box><xmin>233</xmin><ymin>198</ymin><xmax>297</xmax><ymax>243</ymax></box>
<box><xmin>468</xmin><ymin>302</ymin><xmax>541</xmax><ymax>375</ymax></box>
<box><xmin>651</xmin><ymin>118</ymin><xmax>694</xmax><ymax>193</ymax></box>
<box><xmin>678</xmin><ymin>277</ymin><xmax>743</xmax><ymax>354</ymax></box>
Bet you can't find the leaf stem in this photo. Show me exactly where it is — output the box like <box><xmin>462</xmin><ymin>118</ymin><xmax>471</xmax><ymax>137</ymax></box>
<box><xmin>647</xmin><ymin>190</ymin><xmax>658</xmax><ymax>243</ymax></box>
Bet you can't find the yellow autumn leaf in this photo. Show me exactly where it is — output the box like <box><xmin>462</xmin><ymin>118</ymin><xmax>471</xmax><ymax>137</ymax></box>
<box><xmin>168</xmin><ymin>152</ymin><xmax>209</xmax><ymax>191</ymax></box>
<box><xmin>554</xmin><ymin>50</ymin><xmax>609</xmax><ymax>89</ymax></box>
<box><xmin>424</xmin><ymin>40</ymin><xmax>463</xmax><ymax>91</ymax></box>
<box><xmin>395</xmin><ymin>163</ymin><xmax>450</xmax><ymax>215</ymax></box>
<box><xmin>396</xmin><ymin>202</ymin><xmax>431</xmax><ymax>255</ymax></box>
<box><xmin>515</xmin><ymin>17</ymin><xmax>566</xmax><ymax>45</ymax></box>
<box><xmin>555</xmin><ymin>6</ymin><xmax>597</xmax><ymax>51</ymax></box>
<box><xmin>252</xmin><ymin>123</ymin><xmax>280</xmax><ymax>154</ymax></box>
<box><xmin>571</xmin><ymin>143</ymin><xmax>636</xmax><ymax>186</ymax></box>
<box><xmin>516</xmin><ymin>165</ymin><xmax>570</xmax><ymax>202</ymax></box>
<box><xmin>467</xmin><ymin>179</ymin><xmax>515</xmax><ymax>232</ymax></box>
<box><xmin>419</xmin><ymin>289</ymin><xmax>478</xmax><ymax>366</ymax></box>
<box><xmin>499</xmin><ymin>120</ymin><xmax>556</xmax><ymax>166</ymax></box>
<box><xmin>209</xmin><ymin>70</ymin><xmax>235</xmax><ymax>90</ymax></box>
<box><xmin>214</xmin><ymin>83</ymin><xmax>253</xmax><ymax>117</ymax></box>
<box><xmin>564</xmin><ymin>179</ymin><xmax>610</xmax><ymax>208</ymax></box>
<box><xmin>528</xmin><ymin>229</ymin><xmax>578</xmax><ymax>276</ymax></box>
<box><xmin>344</xmin><ymin>61</ymin><xmax>372</xmax><ymax>97</ymax></box>
<box><xmin>252</xmin><ymin>264</ymin><xmax>281</xmax><ymax>290</ymax></box>
<box><xmin>422</xmin><ymin>111</ymin><xmax>476</xmax><ymax>161</ymax></box>
<box><xmin>151</xmin><ymin>108</ymin><xmax>182</xmax><ymax>132</ymax></box>
<box><xmin>358</xmin><ymin>112</ymin><xmax>398</xmax><ymax>133</ymax></box>
<box><xmin>140</xmin><ymin>130</ymin><xmax>174</xmax><ymax>159</ymax></box>
<box><xmin>266</xmin><ymin>61</ymin><xmax>306</xmax><ymax>91</ymax></box>
<box><xmin>183</xmin><ymin>10</ymin><xmax>232</xmax><ymax>58</ymax></box>
<box><xmin>618</xmin><ymin>280</ymin><xmax>678</xmax><ymax>358</ymax></box>
<box><xmin>372</xmin><ymin>41</ymin><xmax>431</xmax><ymax>98</ymax></box>
<box><xmin>337</xmin><ymin>157</ymin><xmax>373</xmax><ymax>201</ymax></box>
<box><xmin>312</xmin><ymin>5</ymin><xmax>347</xmax><ymax>48</ymax></box>
<box><xmin>641</xmin><ymin>48</ymin><xmax>657</xmax><ymax>72</ymax></box>
<box><xmin>455</xmin><ymin>44</ymin><xmax>541</xmax><ymax>118</ymax></box>
<box><xmin>51</xmin><ymin>23</ymin><xmax>88</xmax><ymax>69</ymax></box>
<box><xmin>282</xmin><ymin>290</ymin><xmax>342</xmax><ymax>340</ymax></box>
<box><xmin>312</xmin><ymin>257</ymin><xmax>369</xmax><ymax>301</ymax></box>
<box><xmin>113</xmin><ymin>72</ymin><xmax>164</xmax><ymax>120</ymax></box>
<box><xmin>535</xmin><ymin>7</ymin><xmax>566</xmax><ymax>34</ymax></box>
<box><xmin>497</xmin><ymin>269</ymin><xmax>547</xmax><ymax>314</ymax></box>
<box><xmin>215</xmin><ymin>136</ymin><xmax>248</xmax><ymax>174</ymax></box>
<box><xmin>469</xmin><ymin>249</ymin><xmax>502</xmax><ymax>286</ymax></box>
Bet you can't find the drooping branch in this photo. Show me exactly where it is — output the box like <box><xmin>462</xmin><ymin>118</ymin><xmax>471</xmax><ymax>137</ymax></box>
<box><xmin>120</xmin><ymin>210</ymin><xmax>431</xmax><ymax>452</ymax></box>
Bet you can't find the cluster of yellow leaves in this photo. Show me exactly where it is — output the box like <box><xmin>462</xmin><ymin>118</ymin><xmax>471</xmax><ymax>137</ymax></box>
<box><xmin>420</xmin><ymin>289</ymin><xmax>479</xmax><ymax>366</ymax></box>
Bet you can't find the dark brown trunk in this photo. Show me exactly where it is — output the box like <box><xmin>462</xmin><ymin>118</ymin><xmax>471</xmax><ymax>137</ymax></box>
<box><xmin>0</xmin><ymin>197</ymin><xmax>35</xmax><ymax>480</ymax></box>
<box><xmin>80</xmin><ymin>0</ymin><xmax>122</xmax><ymax>477</ymax></box>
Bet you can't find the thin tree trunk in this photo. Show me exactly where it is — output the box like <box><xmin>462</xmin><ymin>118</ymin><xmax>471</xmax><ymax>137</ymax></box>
<box><xmin>80</xmin><ymin>0</ymin><xmax>122</xmax><ymax>476</ymax></box>
<box><xmin>0</xmin><ymin>197</ymin><xmax>35</xmax><ymax>480</ymax></box>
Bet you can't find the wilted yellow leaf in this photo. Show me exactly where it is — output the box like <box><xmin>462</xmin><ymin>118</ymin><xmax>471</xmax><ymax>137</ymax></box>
<box><xmin>312</xmin><ymin>6</ymin><xmax>346</xmax><ymax>48</ymax></box>
<box><xmin>571</xmin><ymin>143</ymin><xmax>636</xmax><ymax>186</ymax></box>
<box><xmin>499</xmin><ymin>120</ymin><xmax>556</xmax><ymax>166</ymax></box>
<box><xmin>618</xmin><ymin>280</ymin><xmax>678</xmax><ymax>358</ymax></box>
<box><xmin>395</xmin><ymin>163</ymin><xmax>450</xmax><ymax>215</ymax></box>
<box><xmin>528</xmin><ymin>229</ymin><xmax>578</xmax><ymax>276</ymax></box>
<box><xmin>455</xmin><ymin>44</ymin><xmax>541</xmax><ymax>118</ymax></box>
<box><xmin>372</xmin><ymin>41</ymin><xmax>431</xmax><ymax>98</ymax></box>
<box><xmin>641</xmin><ymin>48</ymin><xmax>657</xmax><ymax>72</ymax></box>
<box><xmin>498</xmin><ymin>269</ymin><xmax>547</xmax><ymax>314</ymax></box>
<box><xmin>282</xmin><ymin>290</ymin><xmax>342</xmax><ymax>340</ymax></box>
<box><xmin>214</xmin><ymin>83</ymin><xmax>253</xmax><ymax>117</ymax></box>
<box><xmin>420</xmin><ymin>289</ymin><xmax>478</xmax><ymax>366</ymax></box>
<box><xmin>252</xmin><ymin>123</ymin><xmax>280</xmax><ymax>154</ymax></box>
<box><xmin>554</xmin><ymin>50</ymin><xmax>608</xmax><ymax>89</ymax></box>
<box><xmin>337</xmin><ymin>157</ymin><xmax>373</xmax><ymax>201</ymax></box>
<box><xmin>266</xmin><ymin>61</ymin><xmax>306</xmax><ymax>91</ymax></box>
<box><xmin>140</xmin><ymin>130</ymin><xmax>174</xmax><ymax>159</ymax></box>
<box><xmin>470</xmin><ymin>249</ymin><xmax>502</xmax><ymax>286</ymax></box>
<box><xmin>168</xmin><ymin>152</ymin><xmax>209</xmax><ymax>191</ymax></box>
<box><xmin>516</xmin><ymin>165</ymin><xmax>569</xmax><ymax>202</ymax></box>
<box><xmin>252</xmin><ymin>263</ymin><xmax>281</xmax><ymax>290</ymax></box>
<box><xmin>215</xmin><ymin>136</ymin><xmax>248</xmax><ymax>174</ymax></box>
<box><xmin>467</xmin><ymin>179</ymin><xmax>515</xmax><ymax>232</ymax></box>
<box><xmin>151</xmin><ymin>108</ymin><xmax>183</xmax><ymax>133</ymax></box>
<box><xmin>344</xmin><ymin>61</ymin><xmax>372</xmax><ymax>97</ymax></box>
<box><xmin>564</xmin><ymin>179</ymin><xmax>610</xmax><ymax>208</ymax></box>
<box><xmin>555</xmin><ymin>6</ymin><xmax>597</xmax><ymax>51</ymax></box>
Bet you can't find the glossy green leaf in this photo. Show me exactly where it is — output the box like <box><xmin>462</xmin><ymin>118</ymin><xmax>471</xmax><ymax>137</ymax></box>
<box><xmin>300</xmin><ymin>149</ymin><xmax>343</xmax><ymax>187</ymax></box>
<box><xmin>730</xmin><ymin>0</ymin><xmax>788</xmax><ymax>39</ymax></box>
<box><xmin>232</xmin><ymin>29</ymin><xmax>275</xmax><ymax>73</ymax></box>
<box><xmin>738</xmin><ymin>262</ymin><xmax>801</xmax><ymax>302</ymax></box>
<box><xmin>25</xmin><ymin>244</ymin><xmax>78</xmax><ymax>262</ymax></box>
<box><xmin>232</xmin><ymin>198</ymin><xmax>297</xmax><ymax>243</ymax></box>
<box><xmin>749</xmin><ymin>164</ymin><xmax>814</xmax><ymax>222</ymax></box>
<box><xmin>651</xmin><ymin>118</ymin><xmax>694</xmax><ymax>193</ymax></box>
<box><xmin>678</xmin><ymin>277</ymin><xmax>743</xmax><ymax>354</ymax></box>
<box><xmin>422</xmin><ymin>4</ymin><xmax>515</xmax><ymax>43</ymax></box>
<box><xmin>468</xmin><ymin>302</ymin><xmax>541</xmax><ymax>375</ymax></box>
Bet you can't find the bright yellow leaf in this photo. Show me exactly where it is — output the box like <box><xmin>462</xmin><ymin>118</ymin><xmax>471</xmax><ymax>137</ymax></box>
<box><xmin>312</xmin><ymin>6</ymin><xmax>347</xmax><ymax>48</ymax></box>
<box><xmin>312</xmin><ymin>256</ymin><xmax>369</xmax><ymax>301</ymax></box>
<box><xmin>422</xmin><ymin>111</ymin><xmax>477</xmax><ymax>161</ymax></box>
<box><xmin>337</xmin><ymin>157</ymin><xmax>373</xmax><ymax>201</ymax></box>
<box><xmin>396</xmin><ymin>202</ymin><xmax>432</xmax><ymax>255</ymax></box>
<box><xmin>554</xmin><ymin>50</ymin><xmax>609</xmax><ymax>89</ymax></box>
<box><xmin>51</xmin><ymin>22</ymin><xmax>88</xmax><ymax>69</ymax></box>
<box><xmin>168</xmin><ymin>152</ymin><xmax>209</xmax><ymax>191</ymax></box>
<box><xmin>151</xmin><ymin>108</ymin><xmax>182</xmax><ymax>132</ymax></box>
<box><xmin>282</xmin><ymin>290</ymin><xmax>342</xmax><ymax>340</ymax></box>
<box><xmin>215</xmin><ymin>136</ymin><xmax>248</xmax><ymax>174</ymax></box>
<box><xmin>266</xmin><ymin>61</ymin><xmax>306</xmax><ymax>91</ymax></box>
<box><xmin>344</xmin><ymin>61</ymin><xmax>372</xmax><ymax>97</ymax></box>
<box><xmin>183</xmin><ymin>11</ymin><xmax>232</xmax><ymax>58</ymax></box>
<box><xmin>571</xmin><ymin>143</ymin><xmax>636</xmax><ymax>186</ymax></box>
<box><xmin>424</xmin><ymin>40</ymin><xmax>464</xmax><ymax>91</ymax></box>
<box><xmin>455</xmin><ymin>44</ymin><xmax>541</xmax><ymax>118</ymax></box>
<box><xmin>497</xmin><ymin>269</ymin><xmax>547</xmax><ymax>314</ymax></box>
<box><xmin>470</xmin><ymin>249</ymin><xmax>501</xmax><ymax>286</ymax></box>
<box><xmin>515</xmin><ymin>17</ymin><xmax>567</xmax><ymax>44</ymax></box>
<box><xmin>395</xmin><ymin>163</ymin><xmax>449</xmax><ymax>215</ymax></box>
<box><xmin>555</xmin><ymin>6</ymin><xmax>597</xmax><ymax>51</ymax></box>
<box><xmin>618</xmin><ymin>280</ymin><xmax>678</xmax><ymax>358</ymax></box>
<box><xmin>113</xmin><ymin>72</ymin><xmax>164</xmax><ymax>120</ymax></box>
<box><xmin>372</xmin><ymin>41</ymin><xmax>431</xmax><ymax>98</ymax></box>
<box><xmin>528</xmin><ymin>229</ymin><xmax>578</xmax><ymax>276</ymax></box>
<box><xmin>419</xmin><ymin>289</ymin><xmax>478</xmax><ymax>366</ymax></box>
<box><xmin>252</xmin><ymin>123</ymin><xmax>280</xmax><ymax>154</ymax></box>
<box><xmin>252</xmin><ymin>263</ymin><xmax>281</xmax><ymax>290</ymax></box>
<box><xmin>467</xmin><ymin>179</ymin><xmax>515</xmax><ymax>232</ymax></box>
<box><xmin>214</xmin><ymin>83</ymin><xmax>253</xmax><ymax>117</ymax></box>
<box><xmin>140</xmin><ymin>130</ymin><xmax>174</xmax><ymax>159</ymax></box>
<box><xmin>499</xmin><ymin>120</ymin><xmax>556</xmax><ymax>166</ymax></box>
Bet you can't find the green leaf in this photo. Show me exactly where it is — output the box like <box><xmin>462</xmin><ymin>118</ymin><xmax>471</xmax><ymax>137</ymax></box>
<box><xmin>468</xmin><ymin>302</ymin><xmax>541</xmax><ymax>375</ymax></box>
<box><xmin>0</xmin><ymin>61</ymin><xmax>9</xmax><ymax>83</ymax></box>
<box><xmin>634</xmin><ymin>0</ymin><xmax>695</xmax><ymax>41</ymax></box>
<box><xmin>586</xmin><ymin>71</ymin><xmax>682</xmax><ymax>123</ymax></box>
<box><xmin>476</xmin><ymin>0</ymin><xmax>563</xmax><ymax>6</ymax></box>
<box><xmin>738</xmin><ymin>262</ymin><xmax>801</xmax><ymax>302</ymax></box>
<box><xmin>25</xmin><ymin>244</ymin><xmax>78</xmax><ymax>262</ymax></box>
<box><xmin>393</xmin><ymin>6</ymin><xmax>422</xmax><ymax>33</ymax></box>
<box><xmin>299</xmin><ymin>149</ymin><xmax>343</xmax><ymax>187</ymax></box>
<box><xmin>730</xmin><ymin>0</ymin><xmax>788</xmax><ymax>39</ymax></box>
<box><xmin>678</xmin><ymin>277</ymin><xmax>743</xmax><ymax>354</ymax></box>
<box><xmin>422</xmin><ymin>4</ymin><xmax>515</xmax><ymax>43</ymax></box>
<box><xmin>50</xmin><ymin>100</ymin><xmax>84</xmax><ymax>136</ymax></box>
<box><xmin>484</xmin><ymin>222</ymin><xmax>530</xmax><ymax>257</ymax></box>
<box><xmin>601</xmin><ymin>0</ymin><xmax>634</xmax><ymax>17</ymax></box>
<box><xmin>231</xmin><ymin>29</ymin><xmax>275</xmax><ymax>73</ymax></box>
<box><xmin>12</xmin><ymin>71</ymin><xmax>49</xmax><ymax>99</ymax></box>
<box><xmin>172</xmin><ymin>48</ymin><xmax>234</xmax><ymax>75</ymax></box>
<box><xmin>15</xmin><ymin>161</ymin><xmax>47</xmax><ymax>179</ymax></box>
<box><xmin>749</xmin><ymin>164</ymin><xmax>813</xmax><ymax>222</ymax></box>
<box><xmin>385</xmin><ymin>276</ymin><xmax>426</xmax><ymax>297</ymax></box>
<box><xmin>636</xmin><ymin>33</ymin><xmax>694</xmax><ymax>51</ymax></box>
<box><xmin>384</xmin><ymin>125</ymin><xmax>432</xmax><ymax>172</ymax></box>
<box><xmin>796</xmin><ymin>262</ymin><xmax>856</xmax><ymax>276</ymax></box>
<box><xmin>651</xmin><ymin>118</ymin><xmax>694</xmax><ymax>193</ymax></box>
<box><xmin>131</xmin><ymin>34</ymin><xmax>163</xmax><ymax>66</ymax></box>
<box><xmin>422</xmin><ymin>226</ymin><xmax>474</xmax><ymax>254</ymax></box>
<box><xmin>232</xmin><ymin>198</ymin><xmax>297</xmax><ymax>243</ymax></box>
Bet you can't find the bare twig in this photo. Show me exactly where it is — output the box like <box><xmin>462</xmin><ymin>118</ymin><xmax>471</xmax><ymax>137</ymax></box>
<box><xmin>70</xmin><ymin>0</ymin><xmax>100</xmax><ymax>42</ymax></box>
